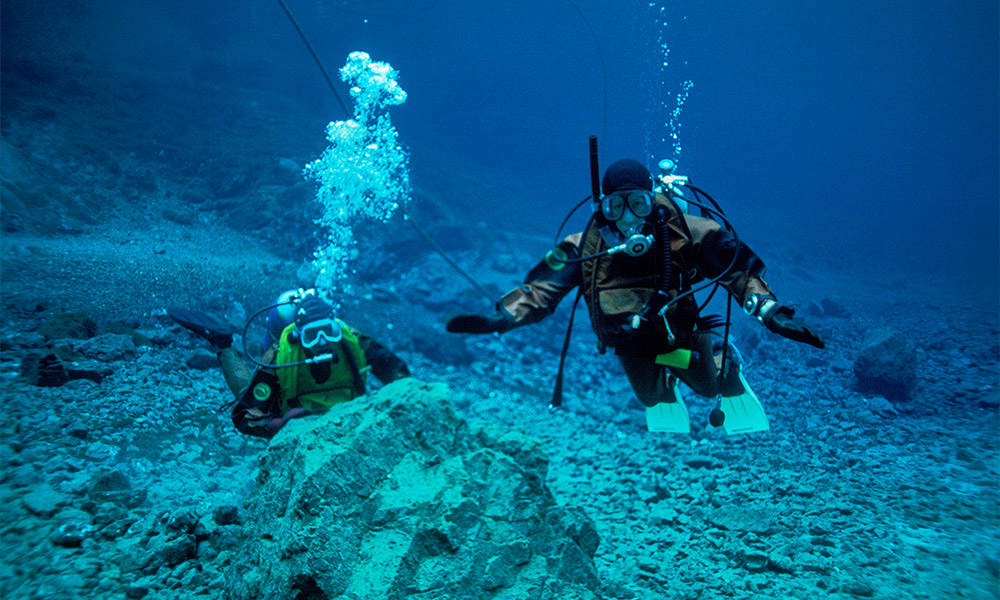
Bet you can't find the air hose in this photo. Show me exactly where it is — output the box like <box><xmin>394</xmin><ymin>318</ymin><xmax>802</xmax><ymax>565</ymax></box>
<box><xmin>276</xmin><ymin>0</ymin><xmax>351</xmax><ymax>119</ymax></box>
<box><xmin>656</xmin><ymin>205</ymin><xmax>672</xmax><ymax>297</ymax></box>
<box><xmin>241</xmin><ymin>298</ymin><xmax>346</xmax><ymax>370</ymax></box>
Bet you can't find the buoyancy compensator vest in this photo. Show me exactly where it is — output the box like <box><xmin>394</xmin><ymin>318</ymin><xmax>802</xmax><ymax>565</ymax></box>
<box><xmin>275</xmin><ymin>321</ymin><xmax>367</xmax><ymax>412</ymax></box>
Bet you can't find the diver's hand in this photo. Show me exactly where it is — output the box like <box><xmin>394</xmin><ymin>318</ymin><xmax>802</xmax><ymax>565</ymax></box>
<box><xmin>446</xmin><ymin>312</ymin><xmax>514</xmax><ymax>334</ymax></box>
<box><xmin>762</xmin><ymin>305</ymin><xmax>825</xmax><ymax>349</ymax></box>
<box><xmin>265</xmin><ymin>408</ymin><xmax>315</xmax><ymax>436</ymax></box>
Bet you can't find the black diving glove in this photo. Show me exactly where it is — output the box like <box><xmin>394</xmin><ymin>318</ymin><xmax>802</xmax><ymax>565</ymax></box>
<box><xmin>762</xmin><ymin>304</ymin><xmax>825</xmax><ymax>349</ymax></box>
<box><xmin>446</xmin><ymin>311</ymin><xmax>515</xmax><ymax>334</ymax></box>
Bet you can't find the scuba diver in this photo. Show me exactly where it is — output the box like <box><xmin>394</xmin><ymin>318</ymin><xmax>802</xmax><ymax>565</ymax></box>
<box><xmin>169</xmin><ymin>289</ymin><xmax>410</xmax><ymax>438</ymax></box>
<box><xmin>446</xmin><ymin>148</ymin><xmax>824</xmax><ymax>434</ymax></box>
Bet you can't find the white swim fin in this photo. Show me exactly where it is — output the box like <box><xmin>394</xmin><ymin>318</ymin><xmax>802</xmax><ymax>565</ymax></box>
<box><xmin>646</xmin><ymin>379</ymin><xmax>690</xmax><ymax>433</ymax></box>
<box><xmin>717</xmin><ymin>371</ymin><xmax>769</xmax><ymax>434</ymax></box>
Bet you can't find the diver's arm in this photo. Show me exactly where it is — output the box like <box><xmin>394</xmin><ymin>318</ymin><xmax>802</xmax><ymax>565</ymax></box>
<box><xmin>447</xmin><ymin>234</ymin><xmax>583</xmax><ymax>334</ymax></box>
<box><xmin>230</xmin><ymin>373</ymin><xmax>307</xmax><ymax>439</ymax></box>
<box><xmin>356</xmin><ymin>333</ymin><xmax>411</xmax><ymax>383</ymax></box>
<box><xmin>232</xmin><ymin>405</ymin><xmax>313</xmax><ymax>439</ymax></box>
<box><xmin>683</xmin><ymin>215</ymin><xmax>773</xmax><ymax>303</ymax></box>
<box><xmin>684</xmin><ymin>215</ymin><xmax>824</xmax><ymax>348</ymax></box>
<box><xmin>229</xmin><ymin>344</ymin><xmax>317</xmax><ymax>438</ymax></box>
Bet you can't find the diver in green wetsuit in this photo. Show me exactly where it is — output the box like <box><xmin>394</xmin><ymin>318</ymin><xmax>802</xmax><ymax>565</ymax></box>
<box><xmin>170</xmin><ymin>290</ymin><xmax>409</xmax><ymax>439</ymax></box>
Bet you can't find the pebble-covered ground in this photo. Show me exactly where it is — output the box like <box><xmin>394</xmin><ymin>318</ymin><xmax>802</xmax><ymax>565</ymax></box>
<box><xmin>1</xmin><ymin>220</ymin><xmax>997</xmax><ymax>600</ymax></box>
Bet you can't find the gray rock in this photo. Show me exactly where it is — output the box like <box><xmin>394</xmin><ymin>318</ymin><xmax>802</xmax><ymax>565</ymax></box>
<box><xmin>863</xmin><ymin>395</ymin><xmax>897</xmax><ymax>417</ymax></box>
<box><xmin>482</xmin><ymin>540</ymin><xmax>532</xmax><ymax>590</ymax></box>
<box><xmin>40</xmin><ymin>311</ymin><xmax>98</xmax><ymax>340</ymax></box>
<box><xmin>9</xmin><ymin>464</ymin><xmax>40</xmax><ymax>488</ymax></box>
<box><xmin>70</xmin><ymin>333</ymin><xmax>137</xmax><ymax>362</ymax></box>
<box><xmin>843</xmin><ymin>580</ymin><xmax>877</xmax><ymax>597</ymax></box>
<box><xmin>820</xmin><ymin>298</ymin><xmax>851</xmax><ymax>318</ymax></box>
<box><xmin>683</xmin><ymin>455</ymin><xmax>720</xmax><ymax>469</ymax></box>
<box><xmin>741</xmin><ymin>551</ymin><xmax>771</xmax><ymax>572</ymax></box>
<box><xmin>708</xmin><ymin>505</ymin><xmax>777</xmax><ymax>535</ymax></box>
<box><xmin>185</xmin><ymin>350</ymin><xmax>219</xmax><ymax>371</ymax></box>
<box><xmin>89</xmin><ymin>469</ymin><xmax>131</xmax><ymax>494</ymax></box>
<box><xmin>225</xmin><ymin>379</ymin><xmax>602</xmax><ymax>600</ymax></box>
<box><xmin>207</xmin><ymin>524</ymin><xmax>244</xmax><ymax>556</ymax></box>
<box><xmin>133</xmin><ymin>327</ymin><xmax>174</xmax><ymax>347</ymax></box>
<box><xmin>66</xmin><ymin>422</ymin><xmax>90</xmax><ymax>440</ymax></box>
<box><xmin>146</xmin><ymin>533</ymin><xmax>197</xmax><ymax>570</ymax></box>
<box><xmin>65</xmin><ymin>360</ymin><xmax>114</xmax><ymax>383</ymax></box>
<box><xmin>212</xmin><ymin>504</ymin><xmax>240</xmax><ymax>526</ymax></box>
<box><xmin>51</xmin><ymin>572</ymin><xmax>89</xmax><ymax>592</ymax></box>
<box><xmin>19</xmin><ymin>352</ymin><xmax>69</xmax><ymax>387</ymax></box>
<box><xmin>124</xmin><ymin>582</ymin><xmax>150</xmax><ymax>598</ymax></box>
<box><xmin>853</xmin><ymin>327</ymin><xmax>918</xmax><ymax>402</ymax></box>
<box><xmin>88</xmin><ymin>468</ymin><xmax>146</xmax><ymax>508</ymax></box>
<box><xmin>51</xmin><ymin>521</ymin><xmax>90</xmax><ymax>547</ymax></box>
<box><xmin>164</xmin><ymin>509</ymin><xmax>199</xmax><ymax>533</ymax></box>
<box><xmin>22</xmin><ymin>482</ymin><xmax>66</xmax><ymax>516</ymax></box>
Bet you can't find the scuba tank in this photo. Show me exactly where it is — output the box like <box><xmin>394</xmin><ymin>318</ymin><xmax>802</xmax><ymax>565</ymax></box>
<box><xmin>656</xmin><ymin>158</ymin><xmax>689</xmax><ymax>214</ymax></box>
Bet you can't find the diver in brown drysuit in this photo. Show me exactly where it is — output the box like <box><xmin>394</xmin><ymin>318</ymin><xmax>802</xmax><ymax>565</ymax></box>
<box><xmin>446</xmin><ymin>157</ymin><xmax>824</xmax><ymax>433</ymax></box>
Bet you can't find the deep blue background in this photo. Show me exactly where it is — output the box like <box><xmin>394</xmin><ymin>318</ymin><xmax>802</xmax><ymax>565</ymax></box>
<box><xmin>5</xmin><ymin>0</ymin><xmax>998</xmax><ymax>301</ymax></box>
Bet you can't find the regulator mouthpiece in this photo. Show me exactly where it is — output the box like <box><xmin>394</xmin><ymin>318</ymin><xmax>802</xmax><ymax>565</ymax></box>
<box><xmin>607</xmin><ymin>234</ymin><xmax>654</xmax><ymax>257</ymax></box>
<box><xmin>624</xmin><ymin>234</ymin><xmax>653</xmax><ymax>256</ymax></box>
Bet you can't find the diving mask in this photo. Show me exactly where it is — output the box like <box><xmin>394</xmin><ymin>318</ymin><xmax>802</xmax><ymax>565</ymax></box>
<box><xmin>600</xmin><ymin>190</ymin><xmax>654</xmax><ymax>221</ymax></box>
<box><xmin>293</xmin><ymin>296</ymin><xmax>343</xmax><ymax>350</ymax></box>
<box><xmin>596</xmin><ymin>190</ymin><xmax>654</xmax><ymax>253</ymax></box>
<box><xmin>298</xmin><ymin>317</ymin><xmax>343</xmax><ymax>349</ymax></box>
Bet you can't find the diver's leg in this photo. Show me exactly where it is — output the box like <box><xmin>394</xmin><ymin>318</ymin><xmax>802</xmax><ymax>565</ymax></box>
<box><xmin>218</xmin><ymin>348</ymin><xmax>253</xmax><ymax>397</ymax></box>
<box><xmin>672</xmin><ymin>332</ymin><xmax>721</xmax><ymax>397</ymax></box>
<box><xmin>617</xmin><ymin>353</ymin><xmax>676</xmax><ymax>406</ymax></box>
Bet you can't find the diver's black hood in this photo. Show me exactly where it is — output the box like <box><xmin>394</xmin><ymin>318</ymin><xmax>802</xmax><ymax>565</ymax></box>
<box><xmin>294</xmin><ymin>296</ymin><xmax>334</xmax><ymax>329</ymax></box>
<box><xmin>601</xmin><ymin>159</ymin><xmax>654</xmax><ymax>195</ymax></box>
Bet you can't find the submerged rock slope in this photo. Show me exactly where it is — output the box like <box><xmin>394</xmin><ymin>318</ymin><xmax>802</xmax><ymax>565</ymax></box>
<box><xmin>225</xmin><ymin>379</ymin><xmax>601</xmax><ymax>600</ymax></box>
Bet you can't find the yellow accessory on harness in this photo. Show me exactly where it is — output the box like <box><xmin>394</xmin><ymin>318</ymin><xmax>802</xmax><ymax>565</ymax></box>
<box><xmin>655</xmin><ymin>348</ymin><xmax>691</xmax><ymax>369</ymax></box>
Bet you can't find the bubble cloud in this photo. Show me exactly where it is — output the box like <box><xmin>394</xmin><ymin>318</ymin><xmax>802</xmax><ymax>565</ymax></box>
<box><xmin>304</xmin><ymin>51</ymin><xmax>410</xmax><ymax>295</ymax></box>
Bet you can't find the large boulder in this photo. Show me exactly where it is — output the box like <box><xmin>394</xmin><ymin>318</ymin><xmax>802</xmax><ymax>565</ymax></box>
<box><xmin>39</xmin><ymin>311</ymin><xmax>98</xmax><ymax>341</ymax></box>
<box><xmin>225</xmin><ymin>379</ymin><xmax>601</xmax><ymax>600</ymax></box>
<box><xmin>853</xmin><ymin>327</ymin><xmax>918</xmax><ymax>402</ymax></box>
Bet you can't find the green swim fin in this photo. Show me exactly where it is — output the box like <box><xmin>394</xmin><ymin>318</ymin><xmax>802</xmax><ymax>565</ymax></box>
<box><xmin>645</xmin><ymin>379</ymin><xmax>690</xmax><ymax>433</ymax></box>
<box><xmin>717</xmin><ymin>371</ymin><xmax>769</xmax><ymax>434</ymax></box>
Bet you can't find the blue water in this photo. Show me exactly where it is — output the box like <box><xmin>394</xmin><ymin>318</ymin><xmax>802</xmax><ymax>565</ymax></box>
<box><xmin>6</xmin><ymin>0</ymin><xmax>996</xmax><ymax>297</ymax></box>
